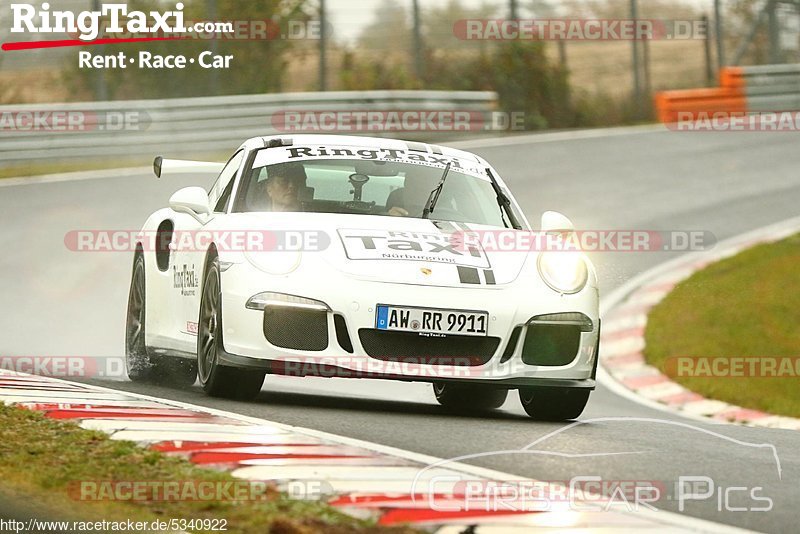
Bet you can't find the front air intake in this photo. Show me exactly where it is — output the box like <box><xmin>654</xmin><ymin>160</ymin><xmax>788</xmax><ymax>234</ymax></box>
<box><xmin>264</xmin><ymin>308</ymin><xmax>328</xmax><ymax>351</ymax></box>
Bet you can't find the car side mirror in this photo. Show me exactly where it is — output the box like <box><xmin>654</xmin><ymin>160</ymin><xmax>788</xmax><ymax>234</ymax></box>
<box><xmin>541</xmin><ymin>211</ymin><xmax>575</xmax><ymax>233</ymax></box>
<box><xmin>169</xmin><ymin>187</ymin><xmax>211</xmax><ymax>220</ymax></box>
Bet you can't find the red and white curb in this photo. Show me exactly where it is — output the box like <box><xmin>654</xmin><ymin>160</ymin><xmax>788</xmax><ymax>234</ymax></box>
<box><xmin>600</xmin><ymin>216</ymin><xmax>800</xmax><ymax>430</ymax></box>
<box><xmin>0</xmin><ymin>371</ymin><xmax>746</xmax><ymax>533</ymax></box>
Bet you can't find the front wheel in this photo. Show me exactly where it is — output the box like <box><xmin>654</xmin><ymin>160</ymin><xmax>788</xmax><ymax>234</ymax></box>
<box><xmin>433</xmin><ymin>383</ymin><xmax>508</xmax><ymax>412</ymax></box>
<box><xmin>125</xmin><ymin>253</ymin><xmax>198</xmax><ymax>386</ymax></box>
<box><xmin>519</xmin><ymin>387</ymin><xmax>590</xmax><ymax>421</ymax></box>
<box><xmin>197</xmin><ymin>257</ymin><xmax>264</xmax><ymax>400</ymax></box>
<box><xmin>125</xmin><ymin>254</ymin><xmax>151</xmax><ymax>381</ymax></box>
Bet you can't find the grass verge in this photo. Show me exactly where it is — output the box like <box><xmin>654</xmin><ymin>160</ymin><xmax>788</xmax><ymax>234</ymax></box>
<box><xmin>644</xmin><ymin>233</ymin><xmax>800</xmax><ymax>418</ymax></box>
<box><xmin>0</xmin><ymin>402</ymin><xmax>416</xmax><ymax>533</ymax></box>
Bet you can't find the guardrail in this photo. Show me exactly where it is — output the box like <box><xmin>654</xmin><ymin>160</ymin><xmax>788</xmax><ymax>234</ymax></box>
<box><xmin>0</xmin><ymin>90</ymin><xmax>498</xmax><ymax>167</ymax></box>
<box><xmin>654</xmin><ymin>63</ymin><xmax>800</xmax><ymax>123</ymax></box>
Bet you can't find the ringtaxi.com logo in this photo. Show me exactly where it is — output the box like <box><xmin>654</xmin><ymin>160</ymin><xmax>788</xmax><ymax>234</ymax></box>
<box><xmin>11</xmin><ymin>2</ymin><xmax>194</xmax><ymax>42</ymax></box>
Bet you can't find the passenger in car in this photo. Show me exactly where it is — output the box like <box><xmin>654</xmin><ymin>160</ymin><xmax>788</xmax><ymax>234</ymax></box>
<box><xmin>385</xmin><ymin>173</ymin><xmax>440</xmax><ymax>217</ymax></box>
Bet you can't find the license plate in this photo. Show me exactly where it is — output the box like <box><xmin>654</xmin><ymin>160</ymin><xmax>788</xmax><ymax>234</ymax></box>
<box><xmin>375</xmin><ymin>305</ymin><xmax>488</xmax><ymax>337</ymax></box>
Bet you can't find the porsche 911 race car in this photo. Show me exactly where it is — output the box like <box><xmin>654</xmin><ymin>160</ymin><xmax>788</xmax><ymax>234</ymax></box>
<box><xmin>126</xmin><ymin>134</ymin><xmax>600</xmax><ymax>420</ymax></box>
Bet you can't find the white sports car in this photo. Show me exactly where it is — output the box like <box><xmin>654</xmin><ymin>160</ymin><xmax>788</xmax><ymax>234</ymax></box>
<box><xmin>126</xmin><ymin>134</ymin><xmax>600</xmax><ymax>420</ymax></box>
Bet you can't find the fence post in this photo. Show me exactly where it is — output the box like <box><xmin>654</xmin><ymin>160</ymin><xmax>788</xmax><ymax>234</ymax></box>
<box><xmin>319</xmin><ymin>0</ymin><xmax>327</xmax><ymax>91</ymax></box>
<box><xmin>714</xmin><ymin>0</ymin><xmax>726</xmax><ymax>70</ymax></box>
<box><xmin>412</xmin><ymin>0</ymin><xmax>424</xmax><ymax>80</ymax></box>
<box><xmin>630</xmin><ymin>0</ymin><xmax>642</xmax><ymax>116</ymax></box>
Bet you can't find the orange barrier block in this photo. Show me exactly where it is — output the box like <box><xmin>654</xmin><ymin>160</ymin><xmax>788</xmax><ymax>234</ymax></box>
<box><xmin>720</xmin><ymin>66</ymin><xmax>745</xmax><ymax>89</ymax></box>
<box><xmin>654</xmin><ymin>86</ymin><xmax>746</xmax><ymax>124</ymax></box>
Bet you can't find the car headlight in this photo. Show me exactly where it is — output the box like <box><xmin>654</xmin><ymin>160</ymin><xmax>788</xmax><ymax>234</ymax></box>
<box><xmin>244</xmin><ymin>249</ymin><xmax>301</xmax><ymax>275</ymax></box>
<box><xmin>246</xmin><ymin>292</ymin><xmax>330</xmax><ymax>311</ymax></box>
<box><xmin>537</xmin><ymin>251</ymin><xmax>588</xmax><ymax>294</ymax></box>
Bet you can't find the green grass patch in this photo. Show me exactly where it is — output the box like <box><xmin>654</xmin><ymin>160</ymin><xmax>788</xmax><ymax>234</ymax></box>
<box><xmin>0</xmin><ymin>402</ymin><xmax>416</xmax><ymax>533</ymax></box>
<box><xmin>644</xmin><ymin>233</ymin><xmax>800</xmax><ymax>418</ymax></box>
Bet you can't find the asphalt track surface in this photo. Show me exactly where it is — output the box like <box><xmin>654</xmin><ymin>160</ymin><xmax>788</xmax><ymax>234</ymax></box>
<box><xmin>2</xmin><ymin>128</ymin><xmax>800</xmax><ymax>532</ymax></box>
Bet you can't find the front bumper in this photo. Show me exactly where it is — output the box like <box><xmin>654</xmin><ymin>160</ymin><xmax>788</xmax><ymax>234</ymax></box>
<box><xmin>218</xmin><ymin>262</ymin><xmax>600</xmax><ymax>387</ymax></box>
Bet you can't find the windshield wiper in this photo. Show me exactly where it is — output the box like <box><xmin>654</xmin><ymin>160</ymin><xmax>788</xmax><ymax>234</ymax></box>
<box><xmin>421</xmin><ymin>162</ymin><xmax>452</xmax><ymax>219</ymax></box>
<box><xmin>486</xmin><ymin>167</ymin><xmax>522</xmax><ymax>230</ymax></box>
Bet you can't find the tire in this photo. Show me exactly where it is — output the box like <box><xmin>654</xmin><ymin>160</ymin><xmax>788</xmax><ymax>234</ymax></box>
<box><xmin>433</xmin><ymin>382</ymin><xmax>508</xmax><ymax>412</ymax></box>
<box><xmin>126</xmin><ymin>254</ymin><xmax>153</xmax><ymax>382</ymax></box>
<box><xmin>197</xmin><ymin>256</ymin><xmax>265</xmax><ymax>400</ymax></box>
<box><xmin>125</xmin><ymin>253</ymin><xmax>198</xmax><ymax>386</ymax></box>
<box><xmin>519</xmin><ymin>387</ymin><xmax>590</xmax><ymax>421</ymax></box>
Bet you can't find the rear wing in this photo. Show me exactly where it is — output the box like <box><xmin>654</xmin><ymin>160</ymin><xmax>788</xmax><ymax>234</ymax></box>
<box><xmin>153</xmin><ymin>156</ymin><xmax>224</xmax><ymax>178</ymax></box>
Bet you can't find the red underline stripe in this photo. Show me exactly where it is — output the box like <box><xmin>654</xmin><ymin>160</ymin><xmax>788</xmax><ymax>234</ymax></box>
<box><xmin>2</xmin><ymin>37</ymin><xmax>185</xmax><ymax>51</ymax></box>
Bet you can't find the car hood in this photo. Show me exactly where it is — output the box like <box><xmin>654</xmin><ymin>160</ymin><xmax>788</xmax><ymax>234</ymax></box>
<box><xmin>222</xmin><ymin>213</ymin><xmax>531</xmax><ymax>287</ymax></box>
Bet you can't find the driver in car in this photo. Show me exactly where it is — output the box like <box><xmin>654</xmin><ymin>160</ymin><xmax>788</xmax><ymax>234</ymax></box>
<box><xmin>265</xmin><ymin>162</ymin><xmax>307</xmax><ymax>212</ymax></box>
<box><xmin>385</xmin><ymin>173</ymin><xmax>439</xmax><ymax>217</ymax></box>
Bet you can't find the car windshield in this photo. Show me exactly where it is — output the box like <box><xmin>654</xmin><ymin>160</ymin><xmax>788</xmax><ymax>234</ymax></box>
<box><xmin>232</xmin><ymin>150</ymin><xmax>518</xmax><ymax>228</ymax></box>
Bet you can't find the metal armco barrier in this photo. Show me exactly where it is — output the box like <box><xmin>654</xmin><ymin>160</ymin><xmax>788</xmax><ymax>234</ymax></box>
<box><xmin>654</xmin><ymin>63</ymin><xmax>800</xmax><ymax>123</ymax></box>
<box><xmin>0</xmin><ymin>90</ymin><xmax>498</xmax><ymax>167</ymax></box>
